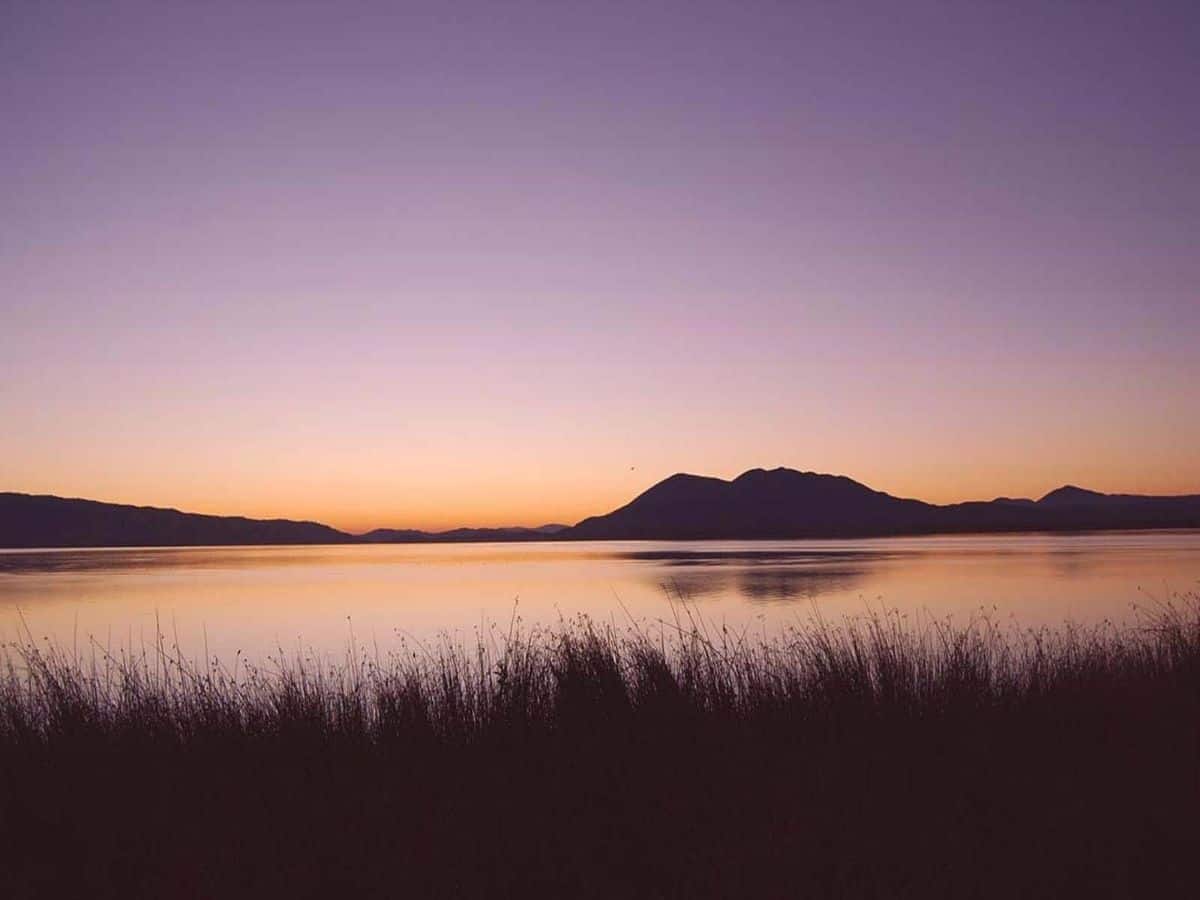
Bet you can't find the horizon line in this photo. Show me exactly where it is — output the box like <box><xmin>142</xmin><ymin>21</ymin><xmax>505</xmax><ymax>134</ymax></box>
<box><xmin>6</xmin><ymin>466</ymin><xmax>1200</xmax><ymax>535</ymax></box>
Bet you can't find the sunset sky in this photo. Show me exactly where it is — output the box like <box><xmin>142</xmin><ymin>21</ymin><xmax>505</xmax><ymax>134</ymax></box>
<box><xmin>3</xmin><ymin>1</ymin><xmax>1198</xmax><ymax>532</ymax></box>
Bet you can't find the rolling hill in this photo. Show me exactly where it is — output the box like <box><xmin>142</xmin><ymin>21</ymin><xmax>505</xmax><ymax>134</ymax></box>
<box><xmin>569</xmin><ymin>468</ymin><xmax>1200</xmax><ymax>539</ymax></box>
<box><xmin>3</xmin><ymin>470</ymin><xmax>1199</xmax><ymax>547</ymax></box>
<box><xmin>0</xmin><ymin>493</ymin><xmax>353</xmax><ymax>548</ymax></box>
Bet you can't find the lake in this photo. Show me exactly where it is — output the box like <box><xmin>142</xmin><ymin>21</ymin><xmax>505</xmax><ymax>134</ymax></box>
<box><xmin>2</xmin><ymin>531</ymin><xmax>1198</xmax><ymax>664</ymax></box>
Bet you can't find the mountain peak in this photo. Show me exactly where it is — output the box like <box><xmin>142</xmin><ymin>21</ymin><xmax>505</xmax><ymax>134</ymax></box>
<box><xmin>1038</xmin><ymin>485</ymin><xmax>1108</xmax><ymax>505</ymax></box>
<box><xmin>734</xmin><ymin>466</ymin><xmax>801</xmax><ymax>481</ymax></box>
<box><xmin>570</xmin><ymin>467</ymin><xmax>923</xmax><ymax>540</ymax></box>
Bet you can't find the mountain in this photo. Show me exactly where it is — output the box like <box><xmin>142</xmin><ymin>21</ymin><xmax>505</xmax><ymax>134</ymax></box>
<box><xmin>0</xmin><ymin>492</ymin><xmax>572</xmax><ymax>548</ymax></box>
<box><xmin>569</xmin><ymin>468</ymin><xmax>1200</xmax><ymax>540</ymax></box>
<box><xmin>361</xmin><ymin>524</ymin><xmax>569</xmax><ymax>543</ymax></box>
<box><xmin>570</xmin><ymin>469</ymin><xmax>934</xmax><ymax>539</ymax></box>
<box><xmin>4</xmin><ymin>472</ymin><xmax>1199</xmax><ymax>548</ymax></box>
<box><xmin>1038</xmin><ymin>485</ymin><xmax>1112</xmax><ymax>506</ymax></box>
<box><xmin>0</xmin><ymin>493</ymin><xmax>353</xmax><ymax>548</ymax></box>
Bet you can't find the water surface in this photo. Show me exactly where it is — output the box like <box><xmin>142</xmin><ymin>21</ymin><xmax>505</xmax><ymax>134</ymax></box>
<box><xmin>2</xmin><ymin>532</ymin><xmax>1197</xmax><ymax>663</ymax></box>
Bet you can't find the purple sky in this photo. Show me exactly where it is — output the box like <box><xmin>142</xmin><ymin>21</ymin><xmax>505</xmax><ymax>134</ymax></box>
<box><xmin>3</xmin><ymin>1</ymin><xmax>1198</xmax><ymax>531</ymax></box>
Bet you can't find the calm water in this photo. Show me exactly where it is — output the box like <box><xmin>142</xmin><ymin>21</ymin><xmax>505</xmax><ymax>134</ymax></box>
<box><xmin>2</xmin><ymin>532</ymin><xmax>1198</xmax><ymax>663</ymax></box>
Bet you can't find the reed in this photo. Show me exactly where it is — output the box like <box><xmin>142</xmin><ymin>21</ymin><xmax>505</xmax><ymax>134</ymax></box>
<box><xmin>2</xmin><ymin>598</ymin><xmax>1197</xmax><ymax>898</ymax></box>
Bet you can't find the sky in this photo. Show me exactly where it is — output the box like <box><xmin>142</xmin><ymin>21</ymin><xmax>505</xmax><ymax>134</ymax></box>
<box><xmin>2</xmin><ymin>0</ymin><xmax>1198</xmax><ymax>532</ymax></box>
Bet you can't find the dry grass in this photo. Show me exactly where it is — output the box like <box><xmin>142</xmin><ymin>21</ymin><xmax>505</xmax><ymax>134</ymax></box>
<box><xmin>1</xmin><ymin>598</ymin><xmax>1197</xmax><ymax>898</ymax></box>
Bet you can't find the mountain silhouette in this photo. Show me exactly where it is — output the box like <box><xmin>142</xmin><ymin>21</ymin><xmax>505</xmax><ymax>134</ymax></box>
<box><xmin>569</xmin><ymin>468</ymin><xmax>1200</xmax><ymax>539</ymax></box>
<box><xmin>3</xmin><ymin>470</ymin><xmax>1199</xmax><ymax>548</ymax></box>
<box><xmin>570</xmin><ymin>469</ymin><xmax>933</xmax><ymax>539</ymax></box>
<box><xmin>0</xmin><ymin>493</ymin><xmax>353</xmax><ymax>548</ymax></box>
<box><xmin>0</xmin><ymin>494</ymin><xmax>572</xmax><ymax>549</ymax></box>
<box><xmin>362</xmin><ymin>524</ymin><xmax>569</xmax><ymax>543</ymax></box>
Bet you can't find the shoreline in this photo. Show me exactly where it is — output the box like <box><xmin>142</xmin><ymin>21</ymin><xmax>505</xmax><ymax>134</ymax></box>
<box><xmin>4</xmin><ymin>602</ymin><xmax>1197</xmax><ymax>896</ymax></box>
<box><xmin>3</xmin><ymin>523</ymin><xmax>1200</xmax><ymax>552</ymax></box>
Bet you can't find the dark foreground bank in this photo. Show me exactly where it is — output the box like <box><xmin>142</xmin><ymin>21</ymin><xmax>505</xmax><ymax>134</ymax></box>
<box><xmin>2</xmin><ymin>601</ymin><xmax>1198</xmax><ymax>899</ymax></box>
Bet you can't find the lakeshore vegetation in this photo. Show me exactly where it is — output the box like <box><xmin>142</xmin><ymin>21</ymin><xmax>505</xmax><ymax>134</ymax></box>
<box><xmin>1</xmin><ymin>600</ymin><xmax>1197</xmax><ymax>898</ymax></box>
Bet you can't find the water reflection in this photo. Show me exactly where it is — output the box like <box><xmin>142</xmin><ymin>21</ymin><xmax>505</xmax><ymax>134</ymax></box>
<box><xmin>0</xmin><ymin>547</ymin><xmax>326</xmax><ymax>575</ymax></box>
<box><xmin>621</xmin><ymin>548</ymin><xmax>882</xmax><ymax>602</ymax></box>
<box><xmin>738</xmin><ymin>567</ymin><xmax>870</xmax><ymax>602</ymax></box>
<box><xmin>619</xmin><ymin>548</ymin><xmax>888</xmax><ymax>565</ymax></box>
<box><xmin>1</xmin><ymin>534</ymin><xmax>1197</xmax><ymax>663</ymax></box>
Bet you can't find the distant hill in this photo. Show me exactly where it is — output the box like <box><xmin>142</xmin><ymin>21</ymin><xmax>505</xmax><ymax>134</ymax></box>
<box><xmin>4</xmin><ymin>472</ymin><xmax>1199</xmax><ymax>548</ymax></box>
<box><xmin>569</xmin><ymin>468</ymin><xmax>1200</xmax><ymax>539</ymax></box>
<box><xmin>0</xmin><ymin>492</ymin><xmax>574</xmax><ymax>549</ymax></box>
<box><xmin>362</xmin><ymin>524</ymin><xmax>569</xmax><ymax>543</ymax></box>
<box><xmin>0</xmin><ymin>493</ymin><xmax>353</xmax><ymax>548</ymax></box>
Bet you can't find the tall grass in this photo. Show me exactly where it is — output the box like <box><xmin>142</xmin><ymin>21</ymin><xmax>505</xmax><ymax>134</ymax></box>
<box><xmin>1</xmin><ymin>599</ymin><xmax>1197</xmax><ymax>898</ymax></box>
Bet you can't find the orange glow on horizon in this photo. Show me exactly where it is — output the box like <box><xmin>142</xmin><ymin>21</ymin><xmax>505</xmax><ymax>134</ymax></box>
<box><xmin>8</xmin><ymin>456</ymin><xmax>1200</xmax><ymax>536</ymax></box>
<box><xmin>3</xmin><ymin>0</ymin><xmax>1197</xmax><ymax>540</ymax></box>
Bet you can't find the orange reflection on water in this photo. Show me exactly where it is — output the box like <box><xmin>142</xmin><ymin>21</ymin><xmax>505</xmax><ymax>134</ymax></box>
<box><xmin>1</xmin><ymin>532</ymin><xmax>1197</xmax><ymax>665</ymax></box>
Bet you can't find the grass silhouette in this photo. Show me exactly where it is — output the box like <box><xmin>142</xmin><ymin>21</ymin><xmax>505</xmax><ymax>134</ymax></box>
<box><xmin>2</xmin><ymin>598</ymin><xmax>1197</xmax><ymax>898</ymax></box>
